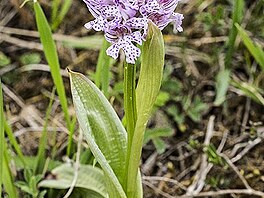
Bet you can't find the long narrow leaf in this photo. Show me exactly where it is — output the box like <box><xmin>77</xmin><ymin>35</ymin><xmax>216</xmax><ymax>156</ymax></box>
<box><xmin>126</xmin><ymin>21</ymin><xmax>165</xmax><ymax>197</ymax></box>
<box><xmin>215</xmin><ymin>0</ymin><xmax>244</xmax><ymax>106</ymax></box>
<box><xmin>95</xmin><ymin>38</ymin><xmax>111</xmax><ymax>98</ymax></box>
<box><xmin>4</xmin><ymin>119</ymin><xmax>26</xmax><ymax>166</ymax></box>
<box><xmin>3</xmin><ymin>146</ymin><xmax>18</xmax><ymax>198</ymax></box>
<box><xmin>236</xmin><ymin>23</ymin><xmax>264</xmax><ymax>70</ymax></box>
<box><xmin>35</xmin><ymin>88</ymin><xmax>55</xmax><ymax>174</ymax></box>
<box><xmin>68</xmin><ymin>70</ymin><xmax>127</xmax><ymax>198</ymax></box>
<box><xmin>231</xmin><ymin>80</ymin><xmax>264</xmax><ymax>105</ymax></box>
<box><xmin>51</xmin><ymin>0</ymin><xmax>72</xmax><ymax>30</ymax></box>
<box><xmin>0</xmin><ymin>80</ymin><xmax>4</xmax><ymax>195</ymax></box>
<box><xmin>34</xmin><ymin>2</ymin><xmax>74</xmax><ymax>158</ymax></box>
<box><xmin>33</xmin><ymin>2</ymin><xmax>71</xmax><ymax>130</ymax></box>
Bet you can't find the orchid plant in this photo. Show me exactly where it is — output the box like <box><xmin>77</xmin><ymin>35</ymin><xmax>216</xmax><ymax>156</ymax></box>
<box><xmin>67</xmin><ymin>0</ymin><xmax>183</xmax><ymax>197</ymax></box>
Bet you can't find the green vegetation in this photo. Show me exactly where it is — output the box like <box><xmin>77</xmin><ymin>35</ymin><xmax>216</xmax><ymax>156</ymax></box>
<box><xmin>0</xmin><ymin>0</ymin><xmax>264</xmax><ymax>197</ymax></box>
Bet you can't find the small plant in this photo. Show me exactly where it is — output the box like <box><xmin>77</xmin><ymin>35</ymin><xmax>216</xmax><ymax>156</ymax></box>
<box><xmin>0</xmin><ymin>51</ymin><xmax>11</xmax><ymax>67</ymax></box>
<box><xmin>15</xmin><ymin>169</ymin><xmax>46</xmax><ymax>198</ymax></box>
<box><xmin>27</xmin><ymin>0</ymin><xmax>184</xmax><ymax>197</ymax></box>
<box><xmin>66</xmin><ymin>0</ymin><xmax>184</xmax><ymax>197</ymax></box>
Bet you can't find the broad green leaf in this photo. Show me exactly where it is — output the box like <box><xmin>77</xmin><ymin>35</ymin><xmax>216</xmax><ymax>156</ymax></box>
<box><xmin>236</xmin><ymin>23</ymin><xmax>264</xmax><ymax>70</ymax></box>
<box><xmin>33</xmin><ymin>2</ymin><xmax>71</xmax><ymax>131</ymax></box>
<box><xmin>126</xmin><ymin>21</ymin><xmax>165</xmax><ymax>197</ymax></box>
<box><xmin>214</xmin><ymin>69</ymin><xmax>231</xmax><ymax>106</ymax></box>
<box><xmin>39</xmin><ymin>164</ymin><xmax>107</xmax><ymax>198</ymax></box>
<box><xmin>68</xmin><ymin>70</ymin><xmax>127</xmax><ymax>198</ymax></box>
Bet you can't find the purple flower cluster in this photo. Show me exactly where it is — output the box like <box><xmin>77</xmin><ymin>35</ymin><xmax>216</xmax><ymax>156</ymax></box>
<box><xmin>83</xmin><ymin>0</ymin><xmax>184</xmax><ymax>64</ymax></box>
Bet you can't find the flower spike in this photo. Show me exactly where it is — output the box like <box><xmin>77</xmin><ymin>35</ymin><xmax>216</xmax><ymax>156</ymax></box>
<box><xmin>83</xmin><ymin>0</ymin><xmax>184</xmax><ymax>63</ymax></box>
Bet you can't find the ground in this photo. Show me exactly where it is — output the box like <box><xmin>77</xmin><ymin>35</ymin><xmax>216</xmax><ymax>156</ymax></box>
<box><xmin>0</xmin><ymin>0</ymin><xmax>264</xmax><ymax>197</ymax></box>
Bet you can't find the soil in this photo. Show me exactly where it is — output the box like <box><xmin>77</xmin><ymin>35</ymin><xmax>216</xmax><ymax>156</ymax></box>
<box><xmin>1</xmin><ymin>0</ymin><xmax>264</xmax><ymax>197</ymax></box>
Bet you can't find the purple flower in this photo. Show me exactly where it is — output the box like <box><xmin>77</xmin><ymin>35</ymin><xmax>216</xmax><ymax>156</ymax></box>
<box><xmin>83</xmin><ymin>0</ymin><xmax>184</xmax><ymax>64</ymax></box>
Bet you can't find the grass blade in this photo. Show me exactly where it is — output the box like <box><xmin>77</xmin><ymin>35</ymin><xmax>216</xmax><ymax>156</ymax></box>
<box><xmin>236</xmin><ymin>23</ymin><xmax>264</xmax><ymax>70</ymax></box>
<box><xmin>33</xmin><ymin>1</ymin><xmax>70</xmax><ymax>129</ymax></box>
<box><xmin>231</xmin><ymin>80</ymin><xmax>264</xmax><ymax>105</ymax></box>
<box><xmin>95</xmin><ymin>38</ymin><xmax>112</xmax><ymax>98</ymax></box>
<box><xmin>2</xmin><ymin>145</ymin><xmax>18</xmax><ymax>198</ymax></box>
<box><xmin>34</xmin><ymin>88</ymin><xmax>55</xmax><ymax>174</ymax></box>
<box><xmin>51</xmin><ymin>0</ymin><xmax>72</xmax><ymax>31</ymax></box>
<box><xmin>4</xmin><ymin>119</ymin><xmax>26</xmax><ymax>166</ymax></box>
<box><xmin>225</xmin><ymin>0</ymin><xmax>245</xmax><ymax>68</ymax></box>
<box><xmin>0</xmin><ymin>79</ymin><xmax>4</xmax><ymax>195</ymax></box>
<box><xmin>51</xmin><ymin>0</ymin><xmax>61</xmax><ymax>23</ymax></box>
<box><xmin>215</xmin><ymin>0</ymin><xmax>244</xmax><ymax>106</ymax></box>
<box><xmin>33</xmin><ymin>2</ymin><xmax>73</xmax><ymax>156</ymax></box>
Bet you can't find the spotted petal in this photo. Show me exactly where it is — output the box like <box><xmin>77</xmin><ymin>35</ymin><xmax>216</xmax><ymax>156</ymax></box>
<box><xmin>170</xmin><ymin>13</ymin><xmax>184</xmax><ymax>32</ymax></box>
<box><xmin>84</xmin><ymin>16</ymin><xmax>107</xmax><ymax>31</ymax></box>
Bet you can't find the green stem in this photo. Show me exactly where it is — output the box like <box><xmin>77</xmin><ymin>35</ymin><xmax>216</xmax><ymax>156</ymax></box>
<box><xmin>123</xmin><ymin>62</ymin><xmax>137</xmax><ymax>195</ymax></box>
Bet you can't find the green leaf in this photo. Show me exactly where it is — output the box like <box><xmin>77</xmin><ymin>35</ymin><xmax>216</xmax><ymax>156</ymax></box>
<box><xmin>187</xmin><ymin>97</ymin><xmax>207</xmax><ymax>122</ymax></box>
<box><xmin>68</xmin><ymin>70</ymin><xmax>127</xmax><ymax>198</ymax></box>
<box><xmin>214</xmin><ymin>69</ymin><xmax>231</xmax><ymax>106</ymax></box>
<box><xmin>62</xmin><ymin>36</ymin><xmax>103</xmax><ymax>50</ymax></box>
<box><xmin>51</xmin><ymin>0</ymin><xmax>72</xmax><ymax>30</ymax></box>
<box><xmin>39</xmin><ymin>164</ymin><xmax>107</xmax><ymax>197</ymax></box>
<box><xmin>126</xmin><ymin>21</ymin><xmax>165</xmax><ymax>197</ymax></box>
<box><xmin>0</xmin><ymin>80</ymin><xmax>4</xmax><ymax>195</ymax></box>
<box><xmin>24</xmin><ymin>169</ymin><xmax>32</xmax><ymax>184</ymax></box>
<box><xmin>95</xmin><ymin>38</ymin><xmax>112</xmax><ymax>98</ymax></box>
<box><xmin>144</xmin><ymin>128</ymin><xmax>173</xmax><ymax>145</ymax></box>
<box><xmin>0</xmin><ymin>83</ymin><xmax>17</xmax><ymax>197</ymax></box>
<box><xmin>216</xmin><ymin>0</ymin><xmax>244</xmax><ymax>106</ymax></box>
<box><xmin>0</xmin><ymin>51</ymin><xmax>11</xmax><ymax>67</ymax></box>
<box><xmin>35</xmin><ymin>88</ymin><xmax>55</xmax><ymax>174</ymax></box>
<box><xmin>236</xmin><ymin>23</ymin><xmax>264</xmax><ymax>70</ymax></box>
<box><xmin>4</xmin><ymin>119</ymin><xmax>26</xmax><ymax>166</ymax></box>
<box><xmin>2</xmin><ymin>149</ymin><xmax>18</xmax><ymax>198</ymax></box>
<box><xmin>20</xmin><ymin>53</ymin><xmax>41</xmax><ymax>65</ymax></box>
<box><xmin>33</xmin><ymin>2</ymin><xmax>71</xmax><ymax>131</ymax></box>
<box><xmin>13</xmin><ymin>156</ymin><xmax>61</xmax><ymax>171</ymax></box>
<box><xmin>152</xmin><ymin>138</ymin><xmax>166</xmax><ymax>154</ymax></box>
<box><xmin>166</xmin><ymin>105</ymin><xmax>185</xmax><ymax>124</ymax></box>
<box><xmin>144</xmin><ymin>128</ymin><xmax>173</xmax><ymax>154</ymax></box>
<box><xmin>155</xmin><ymin>91</ymin><xmax>170</xmax><ymax>107</ymax></box>
<box><xmin>231</xmin><ymin>80</ymin><xmax>264</xmax><ymax>105</ymax></box>
<box><xmin>225</xmin><ymin>0</ymin><xmax>245</xmax><ymax>68</ymax></box>
<box><xmin>15</xmin><ymin>181</ymin><xmax>34</xmax><ymax>195</ymax></box>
